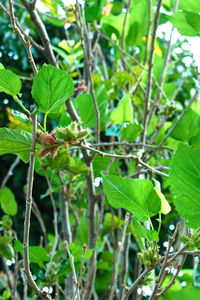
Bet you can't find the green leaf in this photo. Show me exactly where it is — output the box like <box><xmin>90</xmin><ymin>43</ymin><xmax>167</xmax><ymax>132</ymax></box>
<box><xmin>93</xmin><ymin>155</ymin><xmax>111</xmax><ymax>178</ymax></box>
<box><xmin>121</xmin><ymin>123</ymin><xmax>143</xmax><ymax>142</ymax></box>
<box><xmin>172</xmin><ymin>108</ymin><xmax>200</xmax><ymax>142</ymax></box>
<box><xmin>169</xmin><ymin>11</ymin><xmax>200</xmax><ymax>36</ymax></box>
<box><xmin>41</xmin><ymin>0</ymin><xmax>58</xmax><ymax>16</ymax></box>
<box><xmin>190</xmin><ymin>132</ymin><xmax>200</xmax><ymax>148</ymax></box>
<box><xmin>101</xmin><ymin>213</ymin><xmax>124</xmax><ymax>236</ymax></box>
<box><xmin>0</xmin><ymin>236</ymin><xmax>13</xmax><ymax>245</ymax></box>
<box><xmin>0</xmin><ymin>243</ymin><xmax>14</xmax><ymax>260</ymax></box>
<box><xmin>0</xmin><ymin>187</ymin><xmax>17</xmax><ymax>216</ymax></box>
<box><xmin>69</xmin><ymin>243</ymin><xmax>93</xmax><ymax>261</ymax></box>
<box><xmin>85</xmin><ymin>6</ymin><xmax>102</xmax><ymax>22</ymax></box>
<box><xmin>14</xmin><ymin>240</ymin><xmax>50</xmax><ymax>268</ymax></box>
<box><xmin>102</xmin><ymin>175</ymin><xmax>161</xmax><ymax>222</ymax></box>
<box><xmin>73</xmin><ymin>88</ymin><xmax>108</xmax><ymax>130</ymax></box>
<box><xmin>178</xmin><ymin>0</ymin><xmax>200</xmax><ymax>14</ymax></box>
<box><xmin>132</xmin><ymin>217</ymin><xmax>159</xmax><ymax>243</ymax></box>
<box><xmin>110</xmin><ymin>94</ymin><xmax>133</xmax><ymax>125</ymax></box>
<box><xmin>0</xmin><ymin>69</ymin><xmax>22</xmax><ymax>96</ymax></box>
<box><xmin>29</xmin><ymin>246</ymin><xmax>50</xmax><ymax>268</ymax></box>
<box><xmin>169</xmin><ymin>143</ymin><xmax>200</xmax><ymax>226</ymax></box>
<box><xmin>31</xmin><ymin>65</ymin><xmax>74</xmax><ymax>116</ymax></box>
<box><xmin>0</xmin><ymin>128</ymin><xmax>32</xmax><ymax>163</ymax></box>
<box><xmin>2</xmin><ymin>290</ymin><xmax>11</xmax><ymax>299</ymax></box>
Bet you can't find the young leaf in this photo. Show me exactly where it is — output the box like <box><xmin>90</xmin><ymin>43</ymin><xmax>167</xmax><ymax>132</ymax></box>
<box><xmin>102</xmin><ymin>175</ymin><xmax>161</xmax><ymax>222</ymax></box>
<box><xmin>0</xmin><ymin>69</ymin><xmax>22</xmax><ymax>96</ymax></box>
<box><xmin>121</xmin><ymin>123</ymin><xmax>143</xmax><ymax>142</ymax></box>
<box><xmin>0</xmin><ymin>128</ymin><xmax>32</xmax><ymax>163</ymax></box>
<box><xmin>169</xmin><ymin>143</ymin><xmax>200</xmax><ymax>226</ymax></box>
<box><xmin>0</xmin><ymin>187</ymin><xmax>18</xmax><ymax>216</ymax></box>
<box><xmin>153</xmin><ymin>179</ymin><xmax>171</xmax><ymax>215</ymax></box>
<box><xmin>110</xmin><ymin>94</ymin><xmax>133</xmax><ymax>124</ymax></box>
<box><xmin>31</xmin><ymin>65</ymin><xmax>74</xmax><ymax>116</ymax></box>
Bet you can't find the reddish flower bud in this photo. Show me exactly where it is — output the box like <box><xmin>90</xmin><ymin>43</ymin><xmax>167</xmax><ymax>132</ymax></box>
<box><xmin>50</xmin><ymin>146</ymin><xmax>60</xmax><ymax>158</ymax></box>
<box><xmin>39</xmin><ymin>147</ymin><xmax>52</xmax><ymax>158</ymax></box>
<box><xmin>43</xmin><ymin>135</ymin><xmax>55</xmax><ymax>146</ymax></box>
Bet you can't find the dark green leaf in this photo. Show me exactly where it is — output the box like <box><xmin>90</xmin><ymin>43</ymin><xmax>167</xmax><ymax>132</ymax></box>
<box><xmin>32</xmin><ymin>65</ymin><xmax>74</xmax><ymax>116</ymax></box>
<box><xmin>172</xmin><ymin>108</ymin><xmax>200</xmax><ymax>142</ymax></box>
<box><xmin>169</xmin><ymin>143</ymin><xmax>200</xmax><ymax>226</ymax></box>
<box><xmin>0</xmin><ymin>69</ymin><xmax>22</xmax><ymax>96</ymax></box>
<box><xmin>121</xmin><ymin>123</ymin><xmax>143</xmax><ymax>142</ymax></box>
<box><xmin>132</xmin><ymin>217</ymin><xmax>159</xmax><ymax>243</ymax></box>
<box><xmin>0</xmin><ymin>243</ymin><xmax>14</xmax><ymax>260</ymax></box>
<box><xmin>85</xmin><ymin>6</ymin><xmax>102</xmax><ymax>22</ymax></box>
<box><xmin>73</xmin><ymin>89</ymin><xmax>108</xmax><ymax>130</ymax></box>
<box><xmin>0</xmin><ymin>187</ymin><xmax>17</xmax><ymax>216</ymax></box>
<box><xmin>0</xmin><ymin>128</ymin><xmax>32</xmax><ymax>163</ymax></box>
<box><xmin>103</xmin><ymin>175</ymin><xmax>161</xmax><ymax>222</ymax></box>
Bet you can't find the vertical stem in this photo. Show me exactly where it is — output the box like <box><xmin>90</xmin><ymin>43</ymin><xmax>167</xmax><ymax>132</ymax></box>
<box><xmin>43</xmin><ymin>113</ymin><xmax>47</xmax><ymax>133</ymax></box>
<box><xmin>142</xmin><ymin>0</ymin><xmax>162</xmax><ymax>145</ymax></box>
<box><xmin>23</xmin><ymin>114</ymin><xmax>49</xmax><ymax>298</ymax></box>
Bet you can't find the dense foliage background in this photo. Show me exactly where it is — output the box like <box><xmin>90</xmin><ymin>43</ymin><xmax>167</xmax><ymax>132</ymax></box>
<box><xmin>0</xmin><ymin>0</ymin><xmax>200</xmax><ymax>299</ymax></box>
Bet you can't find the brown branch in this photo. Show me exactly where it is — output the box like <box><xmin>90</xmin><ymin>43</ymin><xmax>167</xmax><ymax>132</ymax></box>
<box><xmin>21</xmin><ymin>0</ymin><xmax>57</xmax><ymax>66</ymax></box>
<box><xmin>75</xmin><ymin>2</ymin><xmax>100</xmax><ymax>145</ymax></box>
<box><xmin>150</xmin><ymin>224</ymin><xmax>180</xmax><ymax>300</ymax></box>
<box><xmin>147</xmin><ymin>0</ymin><xmax>179</xmax><ymax>129</ymax></box>
<box><xmin>0</xmin><ymin>156</ymin><xmax>20</xmax><ymax>192</ymax></box>
<box><xmin>64</xmin><ymin>241</ymin><xmax>81</xmax><ymax>300</ymax></box>
<box><xmin>80</xmin><ymin>143</ymin><xmax>169</xmax><ymax>178</ymax></box>
<box><xmin>23</xmin><ymin>114</ymin><xmax>51</xmax><ymax>299</ymax></box>
<box><xmin>108</xmin><ymin>213</ymin><xmax>130</xmax><ymax>300</ymax></box>
<box><xmin>155</xmin><ymin>255</ymin><xmax>187</xmax><ymax>299</ymax></box>
<box><xmin>8</xmin><ymin>0</ymin><xmax>38</xmax><ymax>74</ymax></box>
<box><xmin>32</xmin><ymin>200</ymin><xmax>48</xmax><ymax>248</ymax></box>
<box><xmin>142</xmin><ymin>0</ymin><xmax>162</xmax><ymax>145</ymax></box>
<box><xmin>143</xmin><ymin>0</ymin><xmax>152</xmax><ymax>65</ymax></box>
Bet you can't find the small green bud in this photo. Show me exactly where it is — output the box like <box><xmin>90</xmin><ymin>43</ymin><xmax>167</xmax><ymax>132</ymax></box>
<box><xmin>77</xmin><ymin>129</ymin><xmax>89</xmax><ymax>140</ymax></box>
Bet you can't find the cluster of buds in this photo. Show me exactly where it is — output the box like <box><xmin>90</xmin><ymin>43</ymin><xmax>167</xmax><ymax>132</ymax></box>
<box><xmin>181</xmin><ymin>231</ymin><xmax>200</xmax><ymax>250</ymax></box>
<box><xmin>36</xmin><ymin>132</ymin><xmax>61</xmax><ymax>158</ymax></box>
<box><xmin>56</xmin><ymin>122</ymin><xmax>89</xmax><ymax>144</ymax></box>
<box><xmin>45</xmin><ymin>261</ymin><xmax>58</xmax><ymax>286</ymax></box>
<box><xmin>137</xmin><ymin>246</ymin><xmax>159</xmax><ymax>267</ymax></box>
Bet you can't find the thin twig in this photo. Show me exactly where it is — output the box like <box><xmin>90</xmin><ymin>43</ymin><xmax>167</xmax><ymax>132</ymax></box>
<box><xmin>64</xmin><ymin>241</ymin><xmax>81</xmax><ymax>300</ymax></box>
<box><xmin>23</xmin><ymin>114</ymin><xmax>51</xmax><ymax>299</ymax></box>
<box><xmin>142</xmin><ymin>0</ymin><xmax>162</xmax><ymax>145</ymax></box>
<box><xmin>75</xmin><ymin>2</ymin><xmax>100</xmax><ymax>145</ymax></box>
<box><xmin>0</xmin><ymin>156</ymin><xmax>20</xmax><ymax>192</ymax></box>
<box><xmin>150</xmin><ymin>224</ymin><xmax>180</xmax><ymax>300</ymax></box>
<box><xmin>32</xmin><ymin>200</ymin><xmax>48</xmax><ymax>247</ymax></box>
<box><xmin>143</xmin><ymin>0</ymin><xmax>152</xmax><ymax>65</ymax></box>
<box><xmin>21</xmin><ymin>0</ymin><xmax>57</xmax><ymax>66</ymax></box>
<box><xmin>108</xmin><ymin>213</ymin><xmax>130</xmax><ymax>300</ymax></box>
<box><xmin>155</xmin><ymin>255</ymin><xmax>187</xmax><ymax>299</ymax></box>
<box><xmin>80</xmin><ymin>143</ymin><xmax>169</xmax><ymax>178</ymax></box>
<box><xmin>45</xmin><ymin>173</ymin><xmax>59</xmax><ymax>256</ymax></box>
<box><xmin>8</xmin><ymin>0</ymin><xmax>37</xmax><ymax>74</ymax></box>
<box><xmin>147</xmin><ymin>0</ymin><xmax>179</xmax><ymax>128</ymax></box>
